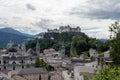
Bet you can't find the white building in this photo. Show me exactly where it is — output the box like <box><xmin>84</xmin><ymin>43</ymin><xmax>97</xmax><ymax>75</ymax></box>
<box><xmin>0</xmin><ymin>43</ymin><xmax>33</xmax><ymax>71</ymax></box>
<box><xmin>89</xmin><ymin>48</ymin><xmax>98</xmax><ymax>57</ymax></box>
<box><xmin>44</xmin><ymin>51</ymin><xmax>62</xmax><ymax>68</ymax></box>
<box><xmin>104</xmin><ymin>50</ymin><xmax>110</xmax><ymax>58</ymax></box>
<box><xmin>0</xmin><ymin>48</ymin><xmax>32</xmax><ymax>71</ymax></box>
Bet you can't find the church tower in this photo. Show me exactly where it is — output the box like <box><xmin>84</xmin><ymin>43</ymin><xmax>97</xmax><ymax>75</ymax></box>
<box><xmin>36</xmin><ymin>39</ymin><xmax>40</xmax><ymax>54</ymax></box>
<box><xmin>21</xmin><ymin>43</ymin><xmax>26</xmax><ymax>53</ymax></box>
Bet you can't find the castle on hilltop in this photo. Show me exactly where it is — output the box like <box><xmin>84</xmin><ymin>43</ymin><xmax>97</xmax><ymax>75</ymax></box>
<box><xmin>47</xmin><ymin>25</ymin><xmax>81</xmax><ymax>33</ymax></box>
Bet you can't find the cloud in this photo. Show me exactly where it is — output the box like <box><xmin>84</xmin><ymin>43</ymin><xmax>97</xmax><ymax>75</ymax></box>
<box><xmin>26</xmin><ymin>4</ymin><xmax>36</xmax><ymax>11</ymax></box>
<box><xmin>0</xmin><ymin>0</ymin><xmax>116</xmax><ymax>38</ymax></box>
<box><xmin>82</xmin><ymin>27</ymin><xmax>100</xmax><ymax>31</ymax></box>
<box><xmin>69</xmin><ymin>0</ymin><xmax>120</xmax><ymax>20</ymax></box>
<box><xmin>31</xmin><ymin>19</ymin><xmax>54</xmax><ymax>30</ymax></box>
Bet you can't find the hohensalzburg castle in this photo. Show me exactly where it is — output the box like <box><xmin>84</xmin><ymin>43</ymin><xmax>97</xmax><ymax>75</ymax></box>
<box><xmin>47</xmin><ymin>25</ymin><xmax>81</xmax><ymax>33</ymax></box>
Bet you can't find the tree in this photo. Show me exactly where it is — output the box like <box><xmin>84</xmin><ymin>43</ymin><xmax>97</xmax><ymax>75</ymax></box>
<box><xmin>34</xmin><ymin>57</ymin><xmax>54</xmax><ymax>71</ymax></box>
<box><xmin>109</xmin><ymin>21</ymin><xmax>120</xmax><ymax>65</ymax></box>
<box><xmin>92</xmin><ymin>66</ymin><xmax>120</xmax><ymax>80</ymax></box>
<box><xmin>88</xmin><ymin>38</ymin><xmax>109</xmax><ymax>52</ymax></box>
<box><xmin>35</xmin><ymin>56</ymin><xmax>41</xmax><ymax>67</ymax></box>
<box><xmin>70</xmin><ymin>35</ymin><xmax>88</xmax><ymax>57</ymax></box>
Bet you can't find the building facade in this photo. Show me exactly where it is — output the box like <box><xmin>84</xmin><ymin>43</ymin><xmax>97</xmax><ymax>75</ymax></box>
<box><xmin>0</xmin><ymin>44</ymin><xmax>32</xmax><ymax>71</ymax></box>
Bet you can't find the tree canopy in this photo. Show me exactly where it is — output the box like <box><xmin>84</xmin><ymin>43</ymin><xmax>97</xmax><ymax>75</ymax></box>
<box><xmin>92</xmin><ymin>66</ymin><xmax>120</xmax><ymax>80</ymax></box>
<box><xmin>27</xmin><ymin>32</ymin><xmax>109</xmax><ymax>57</ymax></box>
<box><xmin>109</xmin><ymin>21</ymin><xmax>120</xmax><ymax>65</ymax></box>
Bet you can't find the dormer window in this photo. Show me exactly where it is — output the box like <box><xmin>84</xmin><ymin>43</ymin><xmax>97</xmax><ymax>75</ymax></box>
<box><xmin>12</xmin><ymin>61</ymin><xmax>16</xmax><ymax>64</ymax></box>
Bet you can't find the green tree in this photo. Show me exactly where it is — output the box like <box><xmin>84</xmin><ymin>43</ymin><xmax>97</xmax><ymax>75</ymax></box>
<box><xmin>92</xmin><ymin>66</ymin><xmax>120</xmax><ymax>80</ymax></box>
<box><xmin>70</xmin><ymin>35</ymin><xmax>87</xmax><ymax>57</ymax></box>
<box><xmin>34</xmin><ymin>57</ymin><xmax>54</xmax><ymax>71</ymax></box>
<box><xmin>35</xmin><ymin>56</ymin><xmax>41</xmax><ymax>67</ymax></box>
<box><xmin>109</xmin><ymin>21</ymin><xmax>120</xmax><ymax>65</ymax></box>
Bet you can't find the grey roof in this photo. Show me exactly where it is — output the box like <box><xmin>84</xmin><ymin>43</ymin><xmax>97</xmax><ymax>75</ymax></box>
<box><xmin>74</xmin><ymin>66</ymin><xmax>96</xmax><ymax>74</ymax></box>
<box><xmin>17</xmin><ymin>68</ymin><xmax>48</xmax><ymax>75</ymax></box>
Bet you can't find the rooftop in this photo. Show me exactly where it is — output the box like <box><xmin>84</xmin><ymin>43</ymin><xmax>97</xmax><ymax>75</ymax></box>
<box><xmin>17</xmin><ymin>68</ymin><xmax>48</xmax><ymax>75</ymax></box>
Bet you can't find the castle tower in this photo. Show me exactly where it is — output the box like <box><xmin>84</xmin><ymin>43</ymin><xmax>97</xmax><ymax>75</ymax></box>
<box><xmin>36</xmin><ymin>39</ymin><xmax>40</xmax><ymax>54</ymax></box>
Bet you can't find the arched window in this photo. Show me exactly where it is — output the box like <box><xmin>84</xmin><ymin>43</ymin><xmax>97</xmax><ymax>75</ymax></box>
<box><xmin>13</xmin><ymin>66</ymin><xmax>15</xmax><ymax>70</ymax></box>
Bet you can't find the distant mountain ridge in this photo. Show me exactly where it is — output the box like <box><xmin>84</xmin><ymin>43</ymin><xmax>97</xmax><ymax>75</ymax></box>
<box><xmin>0</xmin><ymin>27</ymin><xmax>33</xmax><ymax>37</ymax></box>
<box><xmin>0</xmin><ymin>27</ymin><xmax>33</xmax><ymax>47</ymax></box>
<box><xmin>99</xmin><ymin>39</ymin><xmax>108</xmax><ymax>42</ymax></box>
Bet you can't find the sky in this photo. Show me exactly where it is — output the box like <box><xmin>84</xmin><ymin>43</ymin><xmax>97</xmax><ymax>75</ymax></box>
<box><xmin>0</xmin><ymin>0</ymin><xmax>119</xmax><ymax>39</ymax></box>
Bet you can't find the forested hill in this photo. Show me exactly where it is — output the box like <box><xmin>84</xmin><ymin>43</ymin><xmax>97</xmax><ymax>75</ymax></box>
<box><xmin>0</xmin><ymin>31</ymin><xmax>29</xmax><ymax>47</ymax></box>
<box><xmin>0</xmin><ymin>28</ymin><xmax>33</xmax><ymax>47</ymax></box>
<box><xmin>27</xmin><ymin>32</ymin><xmax>109</xmax><ymax>56</ymax></box>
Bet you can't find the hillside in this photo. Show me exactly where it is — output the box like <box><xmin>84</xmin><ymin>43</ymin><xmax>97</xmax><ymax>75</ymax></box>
<box><xmin>0</xmin><ymin>27</ymin><xmax>33</xmax><ymax>37</ymax></box>
<box><xmin>0</xmin><ymin>27</ymin><xmax>34</xmax><ymax>47</ymax></box>
<box><xmin>27</xmin><ymin>32</ymin><xmax>109</xmax><ymax>56</ymax></box>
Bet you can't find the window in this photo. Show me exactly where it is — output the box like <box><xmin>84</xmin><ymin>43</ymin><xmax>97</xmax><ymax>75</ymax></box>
<box><xmin>4</xmin><ymin>66</ymin><xmax>6</xmax><ymax>69</ymax></box>
<box><xmin>39</xmin><ymin>75</ymin><xmax>41</xmax><ymax>80</ymax></box>
<box><xmin>48</xmin><ymin>76</ymin><xmax>51</xmax><ymax>80</ymax></box>
<box><xmin>21</xmin><ymin>60</ymin><xmax>24</xmax><ymax>63</ymax></box>
<box><xmin>13</xmin><ymin>66</ymin><xmax>15</xmax><ymax>70</ymax></box>
<box><xmin>3</xmin><ymin>60</ymin><xmax>6</xmax><ymax>64</ymax></box>
<box><xmin>22</xmin><ymin>66</ymin><xmax>24</xmax><ymax>69</ymax></box>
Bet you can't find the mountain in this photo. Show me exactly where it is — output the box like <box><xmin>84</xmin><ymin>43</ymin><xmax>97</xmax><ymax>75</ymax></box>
<box><xmin>99</xmin><ymin>39</ymin><xmax>108</xmax><ymax>42</ymax></box>
<box><xmin>0</xmin><ymin>27</ymin><xmax>33</xmax><ymax>37</ymax></box>
<box><xmin>0</xmin><ymin>28</ymin><xmax>33</xmax><ymax>47</ymax></box>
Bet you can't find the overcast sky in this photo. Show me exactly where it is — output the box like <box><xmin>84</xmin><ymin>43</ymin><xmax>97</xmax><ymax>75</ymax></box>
<box><xmin>0</xmin><ymin>0</ymin><xmax>119</xmax><ymax>39</ymax></box>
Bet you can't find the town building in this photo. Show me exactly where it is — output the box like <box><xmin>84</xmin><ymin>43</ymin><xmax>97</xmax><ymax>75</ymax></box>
<box><xmin>89</xmin><ymin>48</ymin><xmax>98</xmax><ymax>58</ymax></box>
<box><xmin>10</xmin><ymin>68</ymin><xmax>49</xmax><ymax>80</ymax></box>
<box><xmin>0</xmin><ymin>46</ymin><xmax>32</xmax><ymax>71</ymax></box>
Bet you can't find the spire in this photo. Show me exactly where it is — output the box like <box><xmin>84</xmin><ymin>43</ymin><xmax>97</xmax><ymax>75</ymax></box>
<box><xmin>22</xmin><ymin>43</ymin><xmax>26</xmax><ymax>53</ymax></box>
<box><xmin>36</xmin><ymin>39</ymin><xmax>40</xmax><ymax>54</ymax></box>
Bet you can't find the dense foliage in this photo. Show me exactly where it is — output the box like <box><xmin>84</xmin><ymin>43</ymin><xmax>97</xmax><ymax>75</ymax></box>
<box><xmin>92</xmin><ymin>66</ymin><xmax>120</xmax><ymax>80</ymax></box>
<box><xmin>109</xmin><ymin>21</ymin><xmax>120</xmax><ymax>65</ymax></box>
<box><xmin>91</xmin><ymin>22</ymin><xmax>120</xmax><ymax>80</ymax></box>
<box><xmin>27</xmin><ymin>32</ymin><xmax>109</xmax><ymax>57</ymax></box>
<box><xmin>35</xmin><ymin>57</ymin><xmax>54</xmax><ymax>71</ymax></box>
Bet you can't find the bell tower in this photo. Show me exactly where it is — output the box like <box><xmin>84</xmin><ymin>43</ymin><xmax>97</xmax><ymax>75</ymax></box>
<box><xmin>36</xmin><ymin>39</ymin><xmax>40</xmax><ymax>54</ymax></box>
<box><xmin>21</xmin><ymin>43</ymin><xmax>26</xmax><ymax>53</ymax></box>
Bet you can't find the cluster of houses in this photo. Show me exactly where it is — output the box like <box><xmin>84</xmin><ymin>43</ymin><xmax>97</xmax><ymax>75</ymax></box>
<box><xmin>0</xmin><ymin>40</ymin><xmax>111</xmax><ymax>80</ymax></box>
